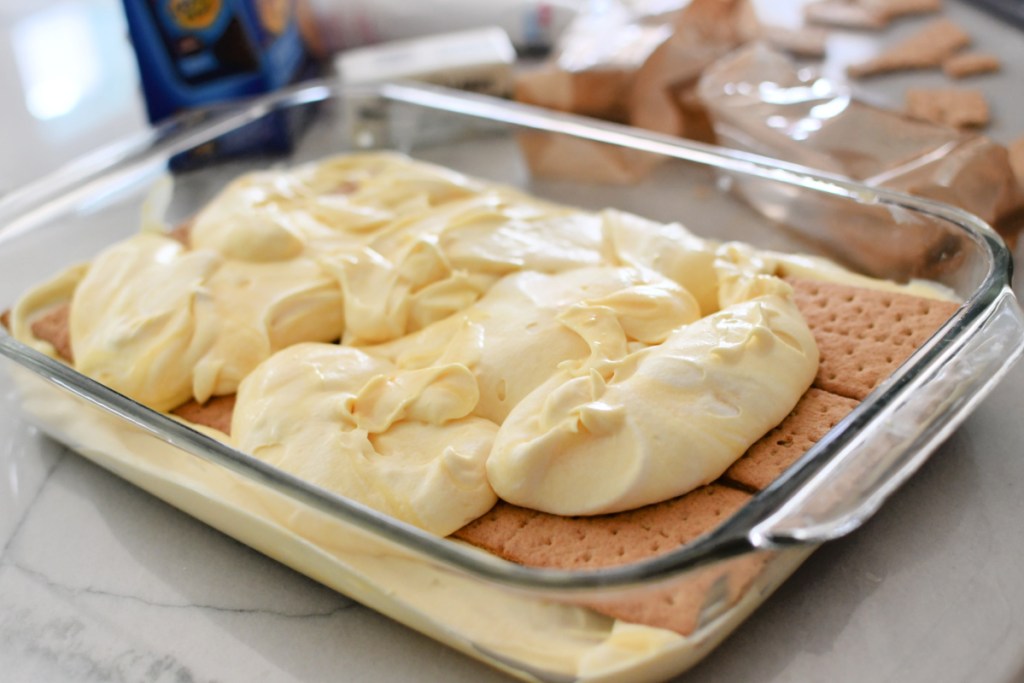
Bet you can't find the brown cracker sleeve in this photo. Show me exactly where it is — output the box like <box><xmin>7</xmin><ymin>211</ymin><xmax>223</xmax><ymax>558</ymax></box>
<box><xmin>788</xmin><ymin>277</ymin><xmax>958</xmax><ymax>400</ymax></box>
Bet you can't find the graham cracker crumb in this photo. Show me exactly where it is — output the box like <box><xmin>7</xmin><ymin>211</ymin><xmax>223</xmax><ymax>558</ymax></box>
<box><xmin>905</xmin><ymin>88</ymin><xmax>990</xmax><ymax>129</ymax></box>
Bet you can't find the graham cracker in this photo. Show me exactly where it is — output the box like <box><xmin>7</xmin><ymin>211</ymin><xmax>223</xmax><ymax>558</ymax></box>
<box><xmin>847</xmin><ymin>18</ymin><xmax>970</xmax><ymax>78</ymax></box>
<box><xmin>581</xmin><ymin>552</ymin><xmax>770</xmax><ymax>636</ymax></box>
<box><xmin>905</xmin><ymin>87</ymin><xmax>990</xmax><ymax>129</ymax></box>
<box><xmin>454</xmin><ymin>485</ymin><xmax>761</xmax><ymax>635</ymax></box>
<box><xmin>168</xmin><ymin>220</ymin><xmax>193</xmax><ymax>247</ymax></box>
<box><xmin>30</xmin><ymin>303</ymin><xmax>73</xmax><ymax>363</ymax></box>
<box><xmin>804</xmin><ymin>1</ymin><xmax>889</xmax><ymax>29</ymax></box>
<box><xmin>455</xmin><ymin>485</ymin><xmax>751</xmax><ymax>570</ymax></box>
<box><xmin>861</xmin><ymin>0</ymin><xmax>943</xmax><ymax>19</ymax></box>
<box><xmin>788</xmin><ymin>277</ymin><xmax>958</xmax><ymax>400</ymax></box>
<box><xmin>171</xmin><ymin>395</ymin><xmax>236</xmax><ymax>435</ymax></box>
<box><xmin>725</xmin><ymin>388</ymin><xmax>860</xmax><ymax>491</ymax></box>
<box><xmin>11</xmin><ymin>295</ymin><xmax>235</xmax><ymax>434</ymax></box>
<box><xmin>762</xmin><ymin>25</ymin><xmax>829</xmax><ymax>58</ymax></box>
<box><xmin>943</xmin><ymin>52</ymin><xmax>1001</xmax><ymax>79</ymax></box>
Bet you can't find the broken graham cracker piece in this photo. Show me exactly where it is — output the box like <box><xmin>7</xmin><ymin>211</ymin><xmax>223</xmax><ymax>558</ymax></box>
<box><xmin>761</xmin><ymin>25</ymin><xmax>829</xmax><ymax>59</ymax></box>
<box><xmin>804</xmin><ymin>0</ymin><xmax>889</xmax><ymax>29</ymax></box>
<box><xmin>454</xmin><ymin>485</ymin><xmax>765</xmax><ymax>635</ymax></box>
<box><xmin>847</xmin><ymin>18</ymin><xmax>970</xmax><ymax>78</ymax></box>
<box><xmin>726</xmin><ymin>388</ymin><xmax>860</xmax><ymax>491</ymax></box>
<box><xmin>805</xmin><ymin>0</ymin><xmax>941</xmax><ymax>29</ymax></box>
<box><xmin>788</xmin><ymin>277</ymin><xmax>959</xmax><ymax>401</ymax></box>
<box><xmin>861</xmin><ymin>0</ymin><xmax>943</xmax><ymax>19</ymax></box>
<box><xmin>905</xmin><ymin>87</ymin><xmax>990</xmax><ymax>129</ymax></box>
<box><xmin>943</xmin><ymin>52</ymin><xmax>1000</xmax><ymax>79</ymax></box>
<box><xmin>171</xmin><ymin>395</ymin><xmax>237</xmax><ymax>435</ymax></box>
<box><xmin>30</xmin><ymin>303</ymin><xmax>74</xmax><ymax>363</ymax></box>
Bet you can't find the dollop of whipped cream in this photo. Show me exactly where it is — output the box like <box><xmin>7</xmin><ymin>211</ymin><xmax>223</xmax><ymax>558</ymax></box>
<box><xmin>366</xmin><ymin>266</ymin><xmax>701</xmax><ymax>424</ymax></box>
<box><xmin>69</xmin><ymin>233</ymin><xmax>345</xmax><ymax>410</ymax></box>
<box><xmin>232</xmin><ymin>343</ymin><xmax>497</xmax><ymax>536</ymax></box>
<box><xmin>485</xmin><ymin>258</ymin><xmax>818</xmax><ymax>515</ymax></box>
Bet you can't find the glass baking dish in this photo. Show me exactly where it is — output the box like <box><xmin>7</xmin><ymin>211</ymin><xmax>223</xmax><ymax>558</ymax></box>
<box><xmin>1</xmin><ymin>81</ymin><xmax>1022</xmax><ymax>683</ymax></box>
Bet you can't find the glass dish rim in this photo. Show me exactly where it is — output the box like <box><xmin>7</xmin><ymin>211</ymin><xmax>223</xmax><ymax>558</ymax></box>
<box><xmin>0</xmin><ymin>79</ymin><xmax>1015</xmax><ymax>593</ymax></box>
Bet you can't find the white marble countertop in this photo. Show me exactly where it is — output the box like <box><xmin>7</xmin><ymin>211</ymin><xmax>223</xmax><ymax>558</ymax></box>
<box><xmin>2</xmin><ymin>1</ymin><xmax>1024</xmax><ymax>681</ymax></box>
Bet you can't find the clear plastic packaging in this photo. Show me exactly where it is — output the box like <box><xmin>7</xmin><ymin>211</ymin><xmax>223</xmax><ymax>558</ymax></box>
<box><xmin>1</xmin><ymin>81</ymin><xmax>1021</xmax><ymax>682</ymax></box>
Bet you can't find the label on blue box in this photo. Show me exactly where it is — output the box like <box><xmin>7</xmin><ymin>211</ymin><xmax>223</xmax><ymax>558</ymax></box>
<box><xmin>123</xmin><ymin>0</ymin><xmax>317</xmax><ymax>165</ymax></box>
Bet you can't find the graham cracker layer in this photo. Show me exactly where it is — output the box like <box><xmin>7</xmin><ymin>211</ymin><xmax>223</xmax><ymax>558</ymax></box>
<box><xmin>788</xmin><ymin>277</ymin><xmax>958</xmax><ymax>400</ymax></box>
<box><xmin>455</xmin><ymin>485</ymin><xmax>751</xmax><ymax>570</ymax></box>
<box><xmin>454</xmin><ymin>484</ymin><xmax>762</xmax><ymax>635</ymax></box>
<box><xmin>170</xmin><ymin>395</ymin><xmax>237</xmax><ymax>435</ymax></box>
<box><xmin>725</xmin><ymin>387</ymin><xmax>860</xmax><ymax>491</ymax></box>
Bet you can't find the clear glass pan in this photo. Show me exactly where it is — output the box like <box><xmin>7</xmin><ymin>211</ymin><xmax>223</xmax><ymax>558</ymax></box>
<box><xmin>1</xmin><ymin>81</ymin><xmax>1021</xmax><ymax>682</ymax></box>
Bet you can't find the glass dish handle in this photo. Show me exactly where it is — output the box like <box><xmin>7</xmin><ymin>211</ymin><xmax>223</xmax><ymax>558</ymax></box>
<box><xmin>749</xmin><ymin>287</ymin><xmax>1024</xmax><ymax>548</ymax></box>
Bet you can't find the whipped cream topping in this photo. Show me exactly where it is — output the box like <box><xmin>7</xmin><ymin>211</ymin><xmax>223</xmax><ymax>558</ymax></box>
<box><xmin>12</xmin><ymin>152</ymin><xmax>863</xmax><ymax>526</ymax></box>
<box><xmin>68</xmin><ymin>233</ymin><xmax>345</xmax><ymax>410</ymax></box>
<box><xmin>486</xmin><ymin>282</ymin><xmax>817</xmax><ymax>515</ymax></box>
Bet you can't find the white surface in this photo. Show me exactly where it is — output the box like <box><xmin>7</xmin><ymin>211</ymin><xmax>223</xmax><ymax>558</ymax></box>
<box><xmin>2</xmin><ymin>1</ymin><xmax>1024</xmax><ymax>682</ymax></box>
